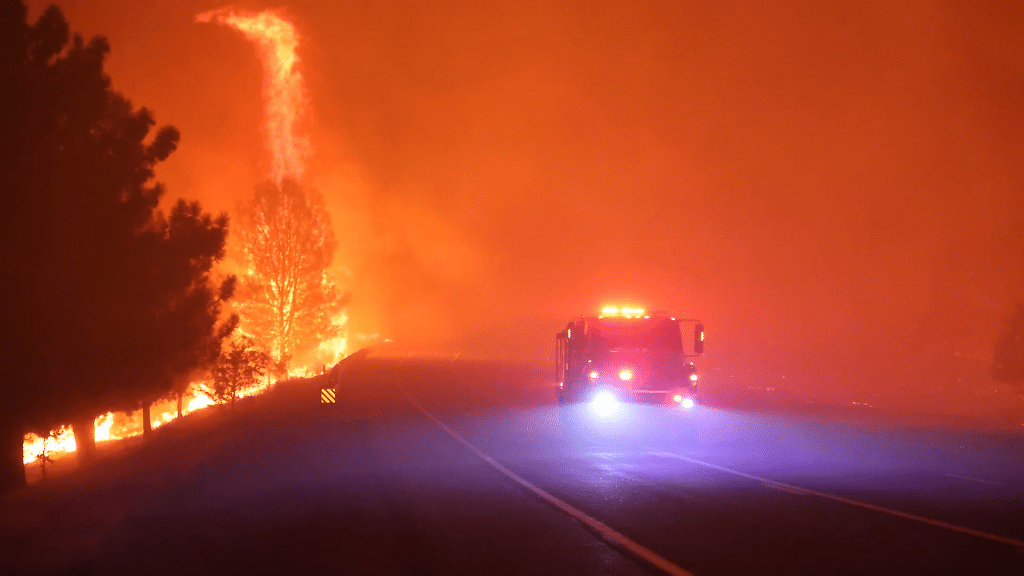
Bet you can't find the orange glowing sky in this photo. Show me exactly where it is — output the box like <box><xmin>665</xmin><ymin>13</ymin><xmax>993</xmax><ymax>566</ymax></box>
<box><xmin>26</xmin><ymin>0</ymin><xmax>1024</xmax><ymax>416</ymax></box>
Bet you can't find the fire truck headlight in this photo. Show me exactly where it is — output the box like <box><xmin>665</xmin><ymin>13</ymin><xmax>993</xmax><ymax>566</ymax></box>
<box><xmin>681</xmin><ymin>397</ymin><xmax>695</xmax><ymax>409</ymax></box>
<box><xmin>618</xmin><ymin>368</ymin><xmax>633</xmax><ymax>381</ymax></box>
<box><xmin>590</xmin><ymin>390</ymin><xmax>619</xmax><ymax>416</ymax></box>
<box><xmin>589</xmin><ymin>371</ymin><xmax>600</xmax><ymax>380</ymax></box>
<box><xmin>689</xmin><ymin>373</ymin><xmax>699</xmax><ymax>382</ymax></box>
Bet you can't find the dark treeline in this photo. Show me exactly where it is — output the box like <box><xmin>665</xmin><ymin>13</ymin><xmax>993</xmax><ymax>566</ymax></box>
<box><xmin>0</xmin><ymin>1</ymin><xmax>237</xmax><ymax>492</ymax></box>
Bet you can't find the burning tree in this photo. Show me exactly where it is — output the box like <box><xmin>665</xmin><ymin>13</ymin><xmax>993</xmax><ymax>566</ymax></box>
<box><xmin>204</xmin><ymin>336</ymin><xmax>270</xmax><ymax>410</ymax></box>
<box><xmin>236</xmin><ymin>178</ymin><xmax>348</xmax><ymax>368</ymax></box>
<box><xmin>0</xmin><ymin>2</ymin><xmax>236</xmax><ymax>491</ymax></box>
<box><xmin>992</xmin><ymin>302</ymin><xmax>1024</xmax><ymax>396</ymax></box>
<box><xmin>201</xmin><ymin>8</ymin><xmax>348</xmax><ymax>372</ymax></box>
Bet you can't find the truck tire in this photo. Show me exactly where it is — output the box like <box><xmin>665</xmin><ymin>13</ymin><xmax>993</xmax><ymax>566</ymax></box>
<box><xmin>557</xmin><ymin>377</ymin><xmax>577</xmax><ymax>404</ymax></box>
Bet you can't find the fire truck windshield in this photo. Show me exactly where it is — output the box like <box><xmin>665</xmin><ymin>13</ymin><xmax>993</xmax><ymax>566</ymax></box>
<box><xmin>590</xmin><ymin>317</ymin><xmax>682</xmax><ymax>352</ymax></box>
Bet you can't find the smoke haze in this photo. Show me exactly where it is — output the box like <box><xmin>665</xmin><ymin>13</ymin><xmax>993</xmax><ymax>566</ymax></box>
<box><xmin>30</xmin><ymin>0</ymin><xmax>1024</xmax><ymax>419</ymax></box>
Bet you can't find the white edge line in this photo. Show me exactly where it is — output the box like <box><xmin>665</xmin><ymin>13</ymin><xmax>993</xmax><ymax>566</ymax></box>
<box><xmin>651</xmin><ymin>451</ymin><xmax>1024</xmax><ymax>549</ymax></box>
<box><xmin>944</xmin><ymin>474</ymin><xmax>1007</xmax><ymax>487</ymax></box>
<box><xmin>403</xmin><ymin>392</ymin><xmax>696</xmax><ymax>576</ymax></box>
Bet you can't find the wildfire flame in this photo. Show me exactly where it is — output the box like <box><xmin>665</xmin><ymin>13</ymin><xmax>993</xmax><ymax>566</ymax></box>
<box><xmin>23</xmin><ymin>354</ymin><xmax>360</xmax><ymax>467</ymax></box>
<box><xmin>95</xmin><ymin>412</ymin><xmax>114</xmax><ymax>441</ymax></box>
<box><xmin>187</xmin><ymin>392</ymin><xmax>216</xmax><ymax>412</ymax></box>
<box><xmin>20</xmin><ymin>8</ymin><xmax>358</xmax><ymax>469</ymax></box>
<box><xmin>22</xmin><ymin>426</ymin><xmax>76</xmax><ymax>465</ymax></box>
<box><xmin>315</xmin><ymin>310</ymin><xmax>350</xmax><ymax>370</ymax></box>
<box><xmin>22</xmin><ymin>385</ymin><xmax>218</xmax><ymax>465</ymax></box>
<box><xmin>197</xmin><ymin>7</ymin><xmax>308</xmax><ymax>184</ymax></box>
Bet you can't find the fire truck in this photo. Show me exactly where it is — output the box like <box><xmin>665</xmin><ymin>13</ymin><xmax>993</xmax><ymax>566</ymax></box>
<box><xmin>555</xmin><ymin>307</ymin><xmax>704</xmax><ymax>408</ymax></box>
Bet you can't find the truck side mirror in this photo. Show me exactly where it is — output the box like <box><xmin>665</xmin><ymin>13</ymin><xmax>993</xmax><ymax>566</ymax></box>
<box><xmin>694</xmin><ymin>324</ymin><xmax>704</xmax><ymax>354</ymax></box>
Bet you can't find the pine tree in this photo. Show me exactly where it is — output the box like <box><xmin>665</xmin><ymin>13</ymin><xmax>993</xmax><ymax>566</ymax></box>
<box><xmin>205</xmin><ymin>337</ymin><xmax>270</xmax><ymax>410</ymax></box>
<box><xmin>0</xmin><ymin>1</ymin><xmax>236</xmax><ymax>490</ymax></box>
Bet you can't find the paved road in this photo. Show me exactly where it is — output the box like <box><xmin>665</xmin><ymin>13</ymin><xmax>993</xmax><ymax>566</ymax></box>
<box><xmin>2</xmin><ymin>355</ymin><xmax>1023</xmax><ymax>575</ymax></box>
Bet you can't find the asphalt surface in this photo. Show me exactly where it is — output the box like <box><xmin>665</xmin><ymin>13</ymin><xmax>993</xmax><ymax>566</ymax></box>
<box><xmin>2</xmin><ymin>354</ymin><xmax>1024</xmax><ymax>575</ymax></box>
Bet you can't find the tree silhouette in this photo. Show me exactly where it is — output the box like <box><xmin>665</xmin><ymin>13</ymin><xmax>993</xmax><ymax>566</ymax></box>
<box><xmin>0</xmin><ymin>1</ymin><xmax>235</xmax><ymax>491</ymax></box>
<box><xmin>236</xmin><ymin>178</ymin><xmax>348</xmax><ymax>368</ymax></box>
<box><xmin>992</xmin><ymin>302</ymin><xmax>1024</xmax><ymax>396</ymax></box>
<box><xmin>125</xmin><ymin>200</ymin><xmax>238</xmax><ymax>439</ymax></box>
<box><xmin>204</xmin><ymin>336</ymin><xmax>270</xmax><ymax>410</ymax></box>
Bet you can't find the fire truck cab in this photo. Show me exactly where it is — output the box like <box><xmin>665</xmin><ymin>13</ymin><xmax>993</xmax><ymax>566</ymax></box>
<box><xmin>555</xmin><ymin>307</ymin><xmax>705</xmax><ymax>408</ymax></box>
